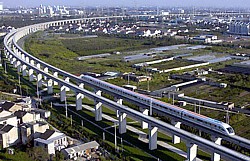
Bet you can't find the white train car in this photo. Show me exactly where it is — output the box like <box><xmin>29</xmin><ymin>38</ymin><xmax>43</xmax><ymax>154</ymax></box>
<box><xmin>82</xmin><ymin>75</ymin><xmax>235</xmax><ymax>136</ymax></box>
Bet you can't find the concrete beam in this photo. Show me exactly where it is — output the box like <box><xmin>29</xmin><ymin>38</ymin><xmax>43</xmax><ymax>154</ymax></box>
<box><xmin>60</xmin><ymin>85</ymin><xmax>66</xmax><ymax>102</ymax></box>
<box><xmin>186</xmin><ymin>142</ymin><xmax>198</xmax><ymax>161</ymax></box>
<box><xmin>149</xmin><ymin>125</ymin><xmax>158</xmax><ymax>150</ymax></box>
<box><xmin>119</xmin><ymin>112</ymin><xmax>127</xmax><ymax>134</ymax></box>
<box><xmin>47</xmin><ymin>79</ymin><xmax>53</xmax><ymax>94</ymax></box>
<box><xmin>171</xmin><ymin>120</ymin><xmax>181</xmax><ymax>144</ymax></box>
<box><xmin>140</xmin><ymin>107</ymin><xmax>149</xmax><ymax>129</ymax></box>
<box><xmin>211</xmin><ymin>136</ymin><xmax>222</xmax><ymax>161</ymax></box>
<box><xmin>94</xmin><ymin>90</ymin><xmax>102</xmax><ymax>121</ymax></box>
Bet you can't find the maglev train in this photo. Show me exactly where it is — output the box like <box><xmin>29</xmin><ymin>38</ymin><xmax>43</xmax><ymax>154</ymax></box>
<box><xmin>82</xmin><ymin>75</ymin><xmax>235</xmax><ymax>136</ymax></box>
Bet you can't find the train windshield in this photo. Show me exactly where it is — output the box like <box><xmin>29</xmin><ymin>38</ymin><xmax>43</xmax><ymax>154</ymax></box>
<box><xmin>227</xmin><ymin>127</ymin><xmax>234</xmax><ymax>134</ymax></box>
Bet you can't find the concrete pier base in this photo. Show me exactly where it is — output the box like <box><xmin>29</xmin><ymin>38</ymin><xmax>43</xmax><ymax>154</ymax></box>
<box><xmin>94</xmin><ymin>90</ymin><xmax>102</xmax><ymax>121</ymax></box>
<box><xmin>29</xmin><ymin>69</ymin><xmax>34</xmax><ymax>81</ymax></box>
<box><xmin>60</xmin><ymin>85</ymin><xmax>66</xmax><ymax>102</ymax></box>
<box><xmin>44</xmin><ymin>67</ymin><xmax>48</xmax><ymax>80</ymax></box>
<box><xmin>149</xmin><ymin>125</ymin><xmax>158</xmax><ymax>150</ymax></box>
<box><xmin>47</xmin><ymin>79</ymin><xmax>53</xmax><ymax>94</ymax></box>
<box><xmin>76</xmin><ymin>93</ymin><xmax>84</xmax><ymax>111</ymax></box>
<box><xmin>171</xmin><ymin>120</ymin><xmax>181</xmax><ymax>144</ymax></box>
<box><xmin>53</xmin><ymin>72</ymin><xmax>58</xmax><ymax>85</ymax></box>
<box><xmin>186</xmin><ymin>142</ymin><xmax>198</xmax><ymax>161</ymax></box>
<box><xmin>65</xmin><ymin>77</ymin><xmax>70</xmax><ymax>91</ymax></box>
<box><xmin>140</xmin><ymin>107</ymin><xmax>149</xmax><ymax>129</ymax></box>
<box><xmin>211</xmin><ymin>136</ymin><xmax>222</xmax><ymax>161</ymax></box>
<box><xmin>22</xmin><ymin>65</ymin><xmax>27</xmax><ymax>77</ymax></box>
<box><xmin>119</xmin><ymin>112</ymin><xmax>127</xmax><ymax>134</ymax></box>
<box><xmin>37</xmin><ymin>73</ymin><xmax>43</xmax><ymax>87</ymax></box>
<box><xmin>115</xmin><ymin>98</ymin><xmax>123</xmax><ymax>117</ymax></box>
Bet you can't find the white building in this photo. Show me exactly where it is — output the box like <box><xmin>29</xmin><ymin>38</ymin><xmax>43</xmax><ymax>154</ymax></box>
<box><xmin>62</xmin><ymin>141</ymin><xmax>99</xmax><ymax>160</ymax></box>
<box><xmin>21</xmin><ymin>121</ymin><xmax>49</xmax><ymax>144</ymax></box>
<box><xmin>0</xmin><ymin>124</ymin><xmax>19</xmax><ymax>148</ymax></box>
<box><xmin>34</xmin><ymin>129</ymin><xmax>68</xmax><ymax>154</ymax></box>
<box><xmin>0</xmin><ymin>110</ymin><xmax>18</xmax><ymax>127</ymax></box>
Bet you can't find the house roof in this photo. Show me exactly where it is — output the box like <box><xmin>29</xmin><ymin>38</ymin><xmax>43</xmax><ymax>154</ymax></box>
<box><xmin>14</xmin><ymin>111</ymin><xmax>27</xmax><ymax>118</ymax></box>
<box><xmin>63</xmin><ymin>141</ymin><xmax>99</xmax><ymax>154</ymax></box>
<box><xmin>0</xmin><ymin>102</ymin><xmax>15</xmax><ymax>111</ymax></box>
<box><xmin>40</xmin><ymin>129</ymin><xmax>56</xmax><ymax>140</ymax></box>
<box><xmin>0</xmin><ymin>124</ymin><xmax>14</xmax><ymax>133</ymax></box>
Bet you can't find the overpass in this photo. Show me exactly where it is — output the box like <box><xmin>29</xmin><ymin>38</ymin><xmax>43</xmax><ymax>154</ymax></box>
<box><xmin>3</xmin><ymin>16</ymin><xmax>250</xmax><ymax>161</ymax></box>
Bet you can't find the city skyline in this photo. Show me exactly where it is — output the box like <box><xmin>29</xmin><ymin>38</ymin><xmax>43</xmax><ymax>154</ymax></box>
<box><xmin>1</xmin><ymin>0</ymin><xmax>250</xmax><ymax>8</ymax></box>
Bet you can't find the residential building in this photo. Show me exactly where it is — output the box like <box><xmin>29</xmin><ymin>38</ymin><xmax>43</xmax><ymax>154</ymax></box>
<box><xmin>21</xmin><ymin>121</ymin><xmax>49</xmax><ymax>144</ymax></box>
<box><xmin>0</xmin><ymin>102</ymin><xmax>23</xmax><ymax>112</ymax></box>
<box><xmin>0</xmin><ymin>124</ymin><xmax>19</xmax><ymax>149</ymax></box>
<box><xmin>62</xmin><ymin>141</ymin><xmax>99</xmax><ymax>160</ymax></box>
<box><xmin>0</xmin><ymin>110</ymin><xmax>18</xmax><ymax>127</ymax></box>
<box><xmin>14</xmin><ymin>111</ymin><xmax>40</xmax><ymax>124</ymax></box>
<box><xmin>34</xmin><ymin>129</ymin><xmax>68</xmax><ymax>154</ymax></box>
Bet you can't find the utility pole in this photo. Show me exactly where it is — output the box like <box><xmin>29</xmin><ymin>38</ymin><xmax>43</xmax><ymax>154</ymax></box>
<box><xmin>70</xmin><ymin>115</ymin><xmax>72</xmax><ymax>126</ymax></box>
<box><xmin>150</xmin><ymin>98</ymin><xmax>153</xmax><ymax>116</ymax></box>
<box><xmin>114</xmin><ymin>122</ymin><xmax>117</xmax><ymax>151</ymax></box>
<box><xmin>65</xmin><ymin>97</ymin><xmax>68</xmax><ymax>118</ymax></box>
<box><xmin>18</xmin><ymin>72</ymin><xmax>22</xmax><ymax>97</ymax></box>
<box><xmin>128</xmin><ymin>73</ymin><xmax>130</xmax><ymax>85</ymax></box>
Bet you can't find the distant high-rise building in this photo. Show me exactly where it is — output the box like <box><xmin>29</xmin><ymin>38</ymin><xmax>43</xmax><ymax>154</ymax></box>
<box><xmin>0</xmin><ymin>2</ymin><xmax>3</xmax><ymax>11</ymax></box>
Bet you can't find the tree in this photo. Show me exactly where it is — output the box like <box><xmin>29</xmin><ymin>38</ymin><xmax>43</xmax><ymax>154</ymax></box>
<box><xmin>27</xmin><ymin>146</ymin><xmax>49</xmax><ymax>161</ymax></box>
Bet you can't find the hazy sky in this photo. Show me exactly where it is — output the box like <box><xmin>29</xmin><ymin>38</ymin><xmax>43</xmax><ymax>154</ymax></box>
<box><xmin>1</xmin><ymin>0</ymin><xmax>249</xmax><ymax>8</ymax></box>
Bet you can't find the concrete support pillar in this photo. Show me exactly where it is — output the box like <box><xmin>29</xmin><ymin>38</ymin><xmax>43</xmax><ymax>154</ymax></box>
<box><xmin>47</xmin><ymin>79</ymin><xmax>53</xmax><ymax>94</ymax></box>
<box><xmin>44</xmin><ymin>67</ymin><xmax>48</xmax><ymax>80</ymax></box>
<box><xmin>25</xmin><ymin>56</ymin><xmax>29</xmax><ymax>63</ymax></box>
<box><xmin>149</xmin><ymin>125</ymin><xmax>158</xmax><ymax>150</ymax></box>
<box><xmin>36</xmin><ymin>63</ymin><xmax>41</xmax><ymax>69</ymax></box>
<box><xmin>30</xmin><ymin>60</ymin><xmax>34</xmax><ymax>66</ymax></box>
<box><xmin>115</xmin><ymin>98</ymin><xmax>123</xmax><ymax>117</ymax></box>
<box><xmin>171</xmin><ymin>120</ymin><xmax>181</xmax><ymax>144</ymax></box>
<box><xmin>21</xmin><ymin>54</ymin><xmax>25</xmax><ymax>60</ymax></box>
<box><xmin>186</xmin><ymin>142</ymin><xmax>198</xmax><ymax>161</ymax></box>
<box><xmin>16</xmin><ymin>61</ymin><xmax>21</xmax><ymax>72</ymax></box>
<box><xmin>140</xmin><ymin>107</ymin><xmax>149</xmax><ymax>129</ymax></box>
<box><xmin>94</xmin><ymin>90</ymin><xmax>102</xmax><ymax>121</ymax></box>
<box><xmin>12</xmin><ymin>58</ymin><xmax>17</xmax><ymax>67</ymax></box>
<box><xmin>60</xmin><ymin>85</ymin><xmax>66</xmax><ymax>102</ymax></box>
<box><xmin>29</xmin><ymin>69</ymin><xmax>34</xmax><ymax>81</ymax></box>
<box><xmin>53</xmin><ymin>72</ymin><xmax>58</xmax><ymax>85</ymax></box>
<box><xmin>37</xmin><ymin>73</ymin><xmax>43</xmax><ymax>87</ymax></box>
<box><xmin>65</xmin><ymin>77</ymin><xmax>70</xmax><ymax>91</ymax></box>
<box><xmin>22</xmin><ymin>65</ymin><xmax>27</xmax><ymax>76</ymax></box>
<box><xmin>211</xmin><ymin>136</ymin><xmax>222</xmax><ymax>161</ymax></box>
<box><xmin>76</xmin><ymin>93</ymin><xmax>84</xmax><ymax>111</ymax></box>
<box><xmin>119</xmin><ymin>112</ymin><xmax>127</xmax><ymax>134</ymax></box>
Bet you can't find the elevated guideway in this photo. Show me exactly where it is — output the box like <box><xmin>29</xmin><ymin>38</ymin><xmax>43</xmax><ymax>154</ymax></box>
<box><xmin>3</xmin><ymin>16</ymin><xmax>250</xmax><ymax>161</ymax></box>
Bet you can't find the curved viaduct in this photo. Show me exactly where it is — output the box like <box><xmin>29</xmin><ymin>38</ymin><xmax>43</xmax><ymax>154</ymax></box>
<box><xmin>3</xmin><ymin>16</ymin><xmax>250</xmax><ymax>161</ymax></box>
